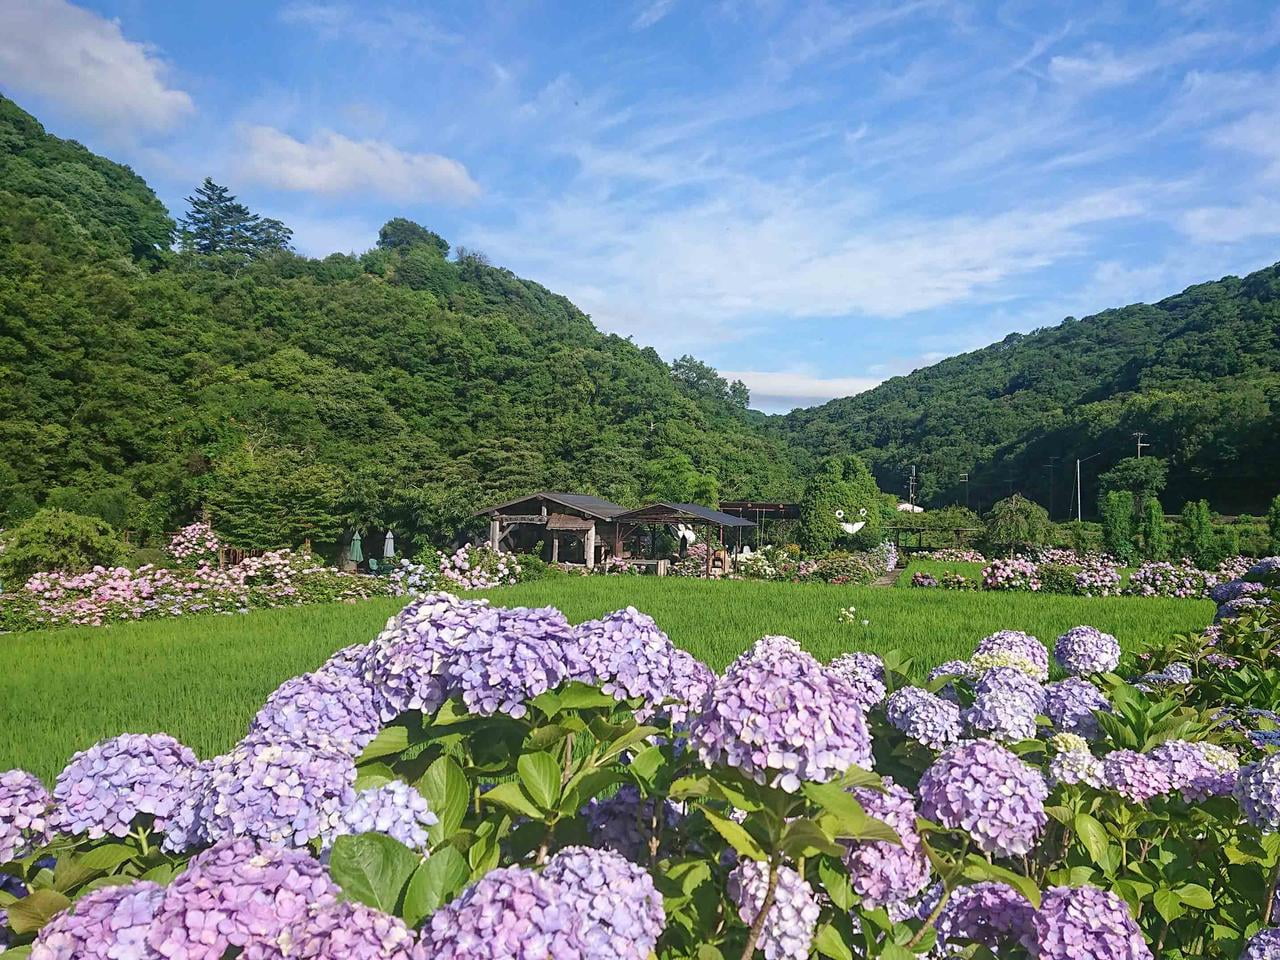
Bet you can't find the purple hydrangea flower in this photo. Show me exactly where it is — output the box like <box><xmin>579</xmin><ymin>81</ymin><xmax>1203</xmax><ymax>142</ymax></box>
<box><xmin>1236</xmin><ymin>754</ymin><xmax>1280</xmax><ymax>831</ymax></box>
<box><xmin>1</xmin><ymin>768</ymin><xmax>52</xmax><ymax>862</ymax></box>
<box><xmin>1246</xmin><ymin>557</ymin><xmax>1280</xmax><ymax>583</ymax></box>
<box><xmin>885</xmin><ymin>687</ymin><xmax>963</xmax><ymax>750</ymax></box>
<box><xmin>926</xmin><ymin>660</ymin><xmax>972</xmax><ymax>702</ymax></box>
<box><xmin>689</xmin><ymin>636</ymin><xmax>874</xmax><ymax>792</ymax></box>
<box><xmin>1049</xmin><ymin>748</ymin><xmax>1104</xmax><ymax>788</ymax></box>
<box><xmin>328</xmin><ymin>781</ymin><xmax>437</xmax><ymax>851</ymax></box>
<box><xmin>843</xmin><ymin>777</ymin><xmax>930</xmax><ymax>908</ymax></box>
<box><xmin>148</xmin><ymin>839</ymin><xmax>337</xmax><ymax>959</ymax></box>
<box><xmin>583</xmin><ymin>785</ymin><xmax>682</xmax><ymax>862</ymax></box>
<box><xmin>665</xmin><ymin>648</ymin><xmax>717</xmax><ymax>728</ymax></box>
<box><xmin>423</xmin><ymin>865</ymin><xmax>588</xmax><ymax>959</ymax></box>
<box><xmin>543</xmin><ymin>846</ymin><xmax>665</xmax><ymax>960</ymax></box>
<box><xmin>31</xmin><ymin>880</ymin><xmax>164</xmax><ymax>960</ymax></box>
<box><xmin>165</xmin><ymin>736</ymin><xmax>355</xmax><ymax>850</ymax></box>
<box><xmin>1101</xmin><ymin>750</ymin><xmax>1173</xmax><ymax>804</ymax></box>
<box><xmin>316</xmin><ymin>642</ymin><xmax>370</xmax><ymax>680</ymax></box>
<box><xmin>918</xmin><ymin>739</ymin><xmax>1048</xmax><ymax>857</ymax></box>
<box><xmin>727</xmin><ymin>860</ymin><xmax>820</xmax><ymax>960</ymax></box>
<box><xmin>51</xmin><ymin>733</ymin><xmax>198</xmax><ymax>840</ymax></box>
<box><xmin>1054</xmin><ymin>626</ymin><xmax>1122</xmax><ymax>676</ymax></box>
<box><xmin>826</xmin><ymin>652</ymin><xmax>887</xmax><ymax>710</ymax></box>
<box><xmin>1032</xmin><ymin>885</ymin><xmax>1153</xmax><ymax>960</ymax></box>
<box><xmin>974</xmin><ymin>667</ymin><xmax>1046</xmax><ymax>710</ymax></box>
<box><xmin>1044</xmin><ymin>678</ymin><xmax>1111</xmax><ymax>739</ymax></box>
<box><xmin>1149</xmin><ymin>740</ymin><xmax>1238</xmax><ymax>803</ymax></box>
<box><xmin>934</xmin><ymin>882</ymin><xmax>1034</xmax><ymax>954</ymax></box>
<box><xmin>241</xmin><ymin>900</ymin><xmax>421</xmax><ymax>959</ymax></box>
<box><xmin>249</xmin><ymin>671</ymin><xmax>382</xmax><ymax>756</ymax></box>
<box><xmin>962</xmin><ymin>691</ymin><xmax>1039</xmax><ymax>742</ymax></box>
<box><xmin>1243</xmin><ymin>928</ymin><xmax>1280</xmax><ymax>960</ymax></box>
<box><xmin>1210</xmin><ymin>579</ymin><xmax>1267</xmax><ymax>604</ymax></box>
<box><xmin>971</xmin><ymin>630</ymin><xmax>1049</xmax><ymax>681</ymax></box>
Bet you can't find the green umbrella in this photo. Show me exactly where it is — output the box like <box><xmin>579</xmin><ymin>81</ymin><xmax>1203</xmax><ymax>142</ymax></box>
<box><xmin>347</xmin><ymin>530</ymin><xmax>364</xmax><ymax>564</ymax></box>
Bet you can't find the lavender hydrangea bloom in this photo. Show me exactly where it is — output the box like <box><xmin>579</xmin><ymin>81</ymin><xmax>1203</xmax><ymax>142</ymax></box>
<box><xmin>359</xmin><ymin>592</ymin><xmax>492</xmax><ymax>720</ymax></box>
<box><xmin>1149</xmin><ymin>740</ymin><xmax>1238</xmax><ymax>803</ymax></box>
<box><xmin>1243</xmin><ymin>928</ymin><xmax>1280</xmax><ymax>960</ymax></box>
<box><xmin>31</xmin><ymin>880</ymin><xmax>164</xmax><ymax>960</ymax></box>
<box><xmin>1054</xmin><ymin>626</ymin><xmax>1121</xmax><ymax>675</ymax></box>
<box><xmin>1210</xmin><ymin>579</ymin><xmax>1267</xmax><ymax>604</ymax></box>
<box><xmin>973</xmin><ymin>667</ymin><xmax>1046</xmax><ymax>710</ymax></box>
<box><xmin>934</xmin><ymin>882</ymin><xmax>1034</xmax><ymax>954</ymax></box>
<box><xmin>423</xmin><ymin>865</ymin><xmax>588</xmax><ymax>959</ymax></box>
<box><xmin>827</xmin><ymin>652</ymin><xmax>887</xmax><ymax>710</ymax></box>
<box><xmin>918</xmin><ymin>740</ymin><xmax>1048</xmax><ymax>857</ymax></box>
<box><xmin>1</xmin><ymin>768</ymin><xmax>52</xmax><ymax>862</ymax></box>
<box><xmin>962</xmin><ymin>689</ymin><xmax>1039</xmax><ymax>742</ymax></box>
<box><xmin>1101</xmin><ymin>750</ymin><xmax>1173</xmax><ymax>804</ymax></box>
<box><xmin>1032</xmin><ymin>885</ymin><xmax>1153</xmax><ymax>960</ymax></box>
<box><xmin>148</xmin><ymin>839</ymin><xmax>337</xmax><ymax>959</ymax></box>
<box><xmin>316</xmin><ymin>643</ymin><xmax>369</xmax><ymax>681</ymax></box>
<box><xmin>583</xmin><ymin>785</ymin><xmax>682</xmax><ymax>862</ymax></box>
<box><xmin>689</xmin><ymin>636</ymin><xmax>874</xmax><ymax>792</ymax></box>
<box><xmin>727</xmin><ymin>860</ymin><xmax>820</xmax><ymax>960</ymax></box>
<box><xmin>1044</xmin><ymin>678</ymin><xmax>1111</xmax><ymax>739</ymax></box>
<box><xmin>249</xmin><ymin>671</ymin><xmax>382</xmax><ymax>756</ymax></box>
<box><xmin>1236</xmin><ymin>754</ymin><xmax>1280</xmax><ymax>831</ymax></box>
<box><xmin>971</xmin><ymin>630</ymin><xmax>1049</xmax><ymax>681</ymax></box>
<box><xmin>843</xmin><ymin>777</ymin><xmax>930</xmax><ymax>908</ymax></box>
<box><xmin>241</xmin><ymin>900</ymin><xmax>420</xmax><ymax>960</ymax></box>
<box><xmin>1049</xmin><ymin>748</ymin><xmax>1104</xmax><ymax>788</ymax></box>
<box><xmin>1246</xmin><ymin>557</ymin><xmax>1280</xmax><ymax>583</ymax></box>
<box><xmin>885</xmin><ymin>687</ymin><xmax>963</xmax><ymax>750</ymax></box>
<box><xmin>447</xmin><ymin>605</ymin><xmax>591</xmax><ymax>718</ymax></box>
<box><xmin>328</xmin><ymin>782</ymin><xmax>437</xmax><ymax>851</ymax></box>
<box><xmin>543</xmin><ymin>846</ymin><xmax>665</xmax><ymax>960</ymax></box>
<box><xmin>665</xmin><ymin>648</ymin><xmax>717</xmax><ymax>728</ymax></box>
<box><xmin>51</xmin><ymin>733</ymin><xmax>197</xmax><ymax>840</ymax></box>
<box><xmin>165</xmin><ymin>736</ymin><xmax>355</xmax><ymax>850</ymax></box>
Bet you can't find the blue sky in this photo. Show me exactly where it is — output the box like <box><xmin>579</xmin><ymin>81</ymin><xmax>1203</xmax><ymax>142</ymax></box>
<box><xmin>3</xmin><ymin>0</ymin><xmax>1280</xmax><ymax>411</ymax></box>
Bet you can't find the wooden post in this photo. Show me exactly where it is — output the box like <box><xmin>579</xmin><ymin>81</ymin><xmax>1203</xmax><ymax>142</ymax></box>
<box><xmin>585</xmin><ymin>523</ymin><xmax>596</xmax><ymax>570</ymax></box>
<box><xmin>489</xmin><ymin>517</ymin><xmax>501</xmax><ymax>550</ymax></box>
<box><xmin>551</xmin><ymin>536</ymin><xmax>559</xmax><ymax>563</ymax></box>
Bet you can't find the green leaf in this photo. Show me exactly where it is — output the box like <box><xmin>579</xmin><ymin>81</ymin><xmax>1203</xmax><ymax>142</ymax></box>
<box><xmin>53</xmin><ymin>843</ymin><xmax>136</xmax><ymax>890</ymax></box>
<box><xmin>696</xmin><ymin>946</ymin><xmax>725</xmax><ymax>960</ymax></box>
<box><xmin>358</xmin><ymin>725</ymin><xmax>410</xmax><ymax>761</ymax></box>
<box><xmin>328</xmin><ymin>833</ymin><xmax>421</xmax><ymax>913</ymax></box>
<box><xmin>417</xmin><ymin>755</ymin><xmax>469</xmax><ymax>844</ymax></box>
<box><xmin>961</xmin><ymin>857</ymin><xmax>1040</xmax><ymax>908</ymax></box>
<box><xmin>354</xmin><ymin>761</ymin><xmax>396</xmax><ymax>790</ymax></box>
<box><xmin>517</xmin><ymin>751</ymin><xmax>561</xmax><ymax>811</ymax></box>
<box><xmin>802</xmin><ymin>781</ymin><xmax>899</xmax><ymax>844</ymax></box>
<box><xmin>402</xmin><ymin>846</ymin><xmax>470</xmax><ymax>925</ymax></box>
<box><xmin>702</xmin><ymin>809</ymin><xmax>767</xmax><ymax>861</ymax></box>
<box><xmin>1153</xmin><ymin>887</ymin><xmax>1185</xmax><ymax>923</ymax></box>
<box><xmin>880</xmin><ymin>944</ymin><xmax>916</xmax><ymax>960</ymax></box>
<box><xmin>1175</xmin><ymin>883</ymin><xmax>1214</xmax><ymax>909</ymax></box>
<box><xmin>1074</xmin><ymin>812</ymin><xmax>1109</xmax><ymax>868</ymax></box>
<box><xmin>481</xmin><ymin>781</ymin><xmax>544</xmax><ymax>820</ymax></box>
<box><xmin>838</xmin><ymin>765</ymin><xmax>883</xmax><ymax>790</ymax></box>
<box><xmin>6</xmin><ymin>889</ymin><xmax>71</xmax><ymax>935</ymax></box>
<box><xmin>818</xmin><ymin>858</ymin><xmax>856</xmax><ymax>911</ymax></box>
<box><xmin>814</xmin><ymin>921</ymin><xmax>855</xmax><ymax>960</ymax></box>
<box><xmin>628</xmin><ymin>744</ymin><xmax>665</xmax><ymax>786</ymax></box>
<box><xmin>554</xmin><ymin>682</ymin><xmax>621</xmax><ymax>711</ymax></box>
<box><xmin>781</xmin><ymin>818</ymin><xmax>844</xmax><ymax>858</ymax></box>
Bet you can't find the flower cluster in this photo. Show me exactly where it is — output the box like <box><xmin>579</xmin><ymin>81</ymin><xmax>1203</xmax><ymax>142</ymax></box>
<box><xmin>0</xmin><ymin>768</ymin><xmax>52</xmax><ymax>862</ymax></box>
<box><xmin>1075</xmin><ymin>557</ymin><xmax>1123</xmax><ymax>596</ymax></box>
<box><xmin>1236</xmin><ymin>753</ymin><xmax>1280</xmax><ymax>831</ymax></box>
<box><xmin>910</xmin><ymin>571</ymin><xmax>939</xmax><ymax>588</ymax></box>
<box><xmin>727</xmin><ymin>860</ymin><xmax>820</xmax><ymax>960</ymax></box>
<box><xmin>1044</xmin><ymin>678</ymin><xmax>1111</xmax><ymax>739</ymax></box>
<box><xmin>1102</xmin><ymin>750</ymin><xmax>1174</xmax><ymax>804</ymax></box>
<box><xmin>843</xmin><ymin>778</ymin><xmax>930</xmax><ymax>908</ymax></box>
<box><xmin>1126</xmin><ymin>560</ymin><xmax>1216</xmax><ymax>599</ymax></box>
<box><xmin>982</xmin><ymin>557</ymin><xmax>1041</xmax><ymax>592</ymax></box>
<box><xmin>690</xmin><ymin>637</ymin><xmax>874</xmax><ymax>791</ymax></box>
<box><xmin>328</xmin><ymin>782</ymin><xmax>437</xmax><ymax>852</ymax></box>
<box><xmin>245</xmin><ymin>899</ymin><xmax>422</xmax><ymax>959</ymax></box>
<box><xmin>30</xmin><ymin>880</ymin><xmax>165</xmax><ymax>960</ymax></box>
<box><xmin>437</xmin><ymin>545</ymin><xmax>520</xmax><ymax>590</ymax></box>
<box><xmin>826</xmin><ymin>651</ymin><xmax>886</xmax><ymax>710</ymax></box>
<box><xmin>543</xmin><ymin>846</ymin><xmax>665</xmax><ymax>960</ymax></box>
<box><xmin>1055</xmin><ymin>625</ymin><xmax>1121</xmax><ymax>675</ymax></box>
<box><xmin>166</xmin><ymin>521</ymin><xmax>223</xmax><ymax>566</ymax></box>
<box><xmin>249</xmin><ymin>670</ymin><xmax>382</xmax><ymax>756</ymax></box>
<box><xmin>1149</xmin><ymin>740</ymin><xmax>1238</xmax><ymax>803</ymax></box>
<box><xmin>1032</xmin><ymin>885</ymin><xmax>1153</xmax><ymax>960</ymax></box>
<box><xmin>885</xmin><ymin>687</ymin><xmax>962</xmax><ymax>749</ymax></box>
<box><xmin>935</xmin><ymin>881</ymin><xmax>1034</xmax><ymax>954</ymax></box>
<box><xmin>583</xmin><ymin>785</ymin><xmax>682</xmax><ymax>862</ymax></box>
<box><xmin>920</xmin><ymin>549</ymin><xmax>986</xmax><ymax>563</ymax></box>
<box><xmin>971</xmin><ymin>629</ymin><xmax>1050</xmax><ymax>681</ymax></box>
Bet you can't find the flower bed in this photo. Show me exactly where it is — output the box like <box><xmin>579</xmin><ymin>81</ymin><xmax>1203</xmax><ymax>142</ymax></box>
<box><xmin>3</xmin><ymin>583</ymin><xmax>1280</xmax><ymax>958</ymax></box>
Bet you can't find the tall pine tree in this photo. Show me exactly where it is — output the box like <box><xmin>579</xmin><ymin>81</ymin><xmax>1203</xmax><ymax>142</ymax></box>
<box><xmin>178</xmin><ymin>178</ymin><xmax>291</xmax><ymax>256</ymax></box>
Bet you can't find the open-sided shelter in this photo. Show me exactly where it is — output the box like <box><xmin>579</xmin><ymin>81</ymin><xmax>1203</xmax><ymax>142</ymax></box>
<box><xmin>477</xmin><ymin>492</ymin><xmax>629</xmax><ymax>569</ymax></box>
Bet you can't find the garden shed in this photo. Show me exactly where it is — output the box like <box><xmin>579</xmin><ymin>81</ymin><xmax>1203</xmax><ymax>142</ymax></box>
<box><xmin>476</xmin><ymin>492</ymin><xmax>629</xmax><ymax>569</ymax></box>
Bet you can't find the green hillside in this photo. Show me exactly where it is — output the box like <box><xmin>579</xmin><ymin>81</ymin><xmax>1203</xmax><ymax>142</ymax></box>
<box><xmin>776</xmin><ymin>264</ymin><xmax>1280</xmax><ymax>516</ymax></box>
<box><xmin>0</xmin><ymin>96</ymin><xmax>802</xmax><ymax>548</ymax></box>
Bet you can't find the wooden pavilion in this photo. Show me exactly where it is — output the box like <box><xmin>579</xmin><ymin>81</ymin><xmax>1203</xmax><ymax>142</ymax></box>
<box><xmin>612</xmin><ymin>502</ymin><xmax>755</xmax><ymax>576</ymax></box>
<box><xmin>477</xmin><ymin>492</ymin><xmax>629</xmax><ymax>569</ymax></box>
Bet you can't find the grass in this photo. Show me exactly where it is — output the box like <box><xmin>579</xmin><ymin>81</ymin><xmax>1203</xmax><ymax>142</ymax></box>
<box><xmin>0</xmin><ymin>578</ymin><xmax>1212</xmax><ymax>782</ymax></box>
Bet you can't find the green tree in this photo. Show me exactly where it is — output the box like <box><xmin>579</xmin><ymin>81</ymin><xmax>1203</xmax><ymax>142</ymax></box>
<box><xmin>1268</xmin><ymin>494</ymin><xmax>1280</xmax><ymax>555</ymax></box>
<box><xmin>0</xmin><ymin>509</ymin><xmax>126</xmax><ymax>581</ymax></box>
<box><xmin>1098</xmin><ymin>457</ymin><xmax>1168</xmax><ymax>503</ymax></box>
<box><xmin>377</xmin><ymin>218</ymin><xmax>449</xmax><ymax>256</ymax></box>
<box><xmin>1178</xmin><ymin>500</ymin><xmax>1215</xmax><ymax>568</ymax></box>
<box><xmin>1137</xmin><ymin>496</ymin><xmax>1168</xmax><ymax>560</ymax></box>
<box><xmin>799</xmin><ymin>455</ymin><xmax>884</xmax><ymax>553</ymax></box>
<box><xmin>1100</xmin><ymin>490</ymin><xmax>1136</xmax><ymax>563</ymax></box>
<box><xmin>984</xmin><ymin>494</ymin><xmax>1052</xmax><ymax>557</ymax></box>
<box><xmin>178</xmin><ymin>177</ymin><xmax>291</xmax><ymax>256</ymax></box>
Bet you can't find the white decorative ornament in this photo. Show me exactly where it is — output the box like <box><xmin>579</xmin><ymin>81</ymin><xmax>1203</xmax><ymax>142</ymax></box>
<box><xmin>839</xmin><ymin>520</ymin><xmax>866</xmax><ymax>536</ymax></box>
<box><xmin>834</xmin><ymin>509</ymin><xmax>846</xmax><ymax>520</ymax></box>
<box><xmin>675</xmin><ymin>523</ymin><xmax>698</xmax><ymax>545</ymax></box>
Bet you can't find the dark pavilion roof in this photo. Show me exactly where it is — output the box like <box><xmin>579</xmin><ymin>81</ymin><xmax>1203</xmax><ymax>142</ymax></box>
<box><xmin>476</xmin><ymin>492</ymin><xmax>630</xmax><ymax>521</ymax></box>
<box><xmin>612</xmin><ymin>502</ymin><xmax>756</xmax><ymax>528</ymax></box>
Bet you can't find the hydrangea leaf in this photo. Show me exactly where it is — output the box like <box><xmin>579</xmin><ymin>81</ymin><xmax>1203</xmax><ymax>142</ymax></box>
<box><xmin>328</xmin><ymin>832</ymin><xmax>420</xmax><ymax>914</ymax></box>
<box><xmin>402</xmin><ymin>845</ymin><xmax>469</xmax><ymax>925</ymax></box>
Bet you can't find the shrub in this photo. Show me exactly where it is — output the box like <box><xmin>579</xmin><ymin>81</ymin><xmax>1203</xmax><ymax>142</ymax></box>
<box><xmin>1269</xmin><ymin>494</ymin><xmax>1280</xmax><ymax>555</ymax></box>
<box><xmin>1099</xmin><ymin>490</ymin><xmax>1136</xmax><ymax>564</ymax></box>
<box><xmin>799</xmin><ymin>455</ymin><xmax>883</xmax><ymax>553</ymax></box>
<box><xmin>809</xmin><ymin>551</ymin><xmax>881</xmax><ymax>585</ymax></box>
<box><xmin>0</xmin><ymin>509</ymin><xmax>127</xmax><ymax>583</ymax></box>
<box><xmin>983</xmin><ymin>495</ymin><xmax>1051</xmax><ymax>557</ymax></box>
<box><xmin>1038</xmin><ymin>562</ymin><xmax>1079</xmax><ymax>595</ymax></box>
<box><xmin>1178</xmin><ymin>500</ymin><xmax>1216</xmax><ymax>569</ymax></box>
<box><xmin>1137</xmin><ymin>496</ymin><xmax>1168</xmax><ymax>560</ymax></box>
<box><xmin>982</xmin><ymin>556</ymin><xmax>1041</xmax><ymax>591</ymax></box>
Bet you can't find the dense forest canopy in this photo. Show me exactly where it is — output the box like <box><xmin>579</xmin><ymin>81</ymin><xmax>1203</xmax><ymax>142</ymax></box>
<box><xmin>2</xmin><ymin>92</ymin><xmax>1278</xmax><ymax>549</ymax></box>
<box><xmin>775</xmin><ymin>263</ymin><xmax>1280</xmax><ymax>516</ymax></box>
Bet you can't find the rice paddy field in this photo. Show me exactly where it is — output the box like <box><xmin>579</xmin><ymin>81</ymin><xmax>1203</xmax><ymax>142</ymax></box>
<box><xmin>0</xmin><ymin>577</ymin><xmax>1213</xmax><ymax>782</ymax></box>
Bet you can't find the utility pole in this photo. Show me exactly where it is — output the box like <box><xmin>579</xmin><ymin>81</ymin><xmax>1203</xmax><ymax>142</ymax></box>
<box><xmin>1133</xmin><ymin>432</ymin><xmax>1149</xmax><ymax>458</ymax></box>
<box><xmin>1076</xmin><ymin>452</ymin><xmax>1102</xmax><ymax>522</ymax></box>
<box><xmin>1045</xmin><ymin>456</ymin><xmax>1060</xmax><ymax>520</ymax></box>
<box><xmin>907</xmin><ymin>466</ymin><xmax>918</xmax><ymax>507</ymax></box>
<box><xmin>960</xmin><ymin>473</ymin><xmax>969</xmax><ymax>509</ymax></box>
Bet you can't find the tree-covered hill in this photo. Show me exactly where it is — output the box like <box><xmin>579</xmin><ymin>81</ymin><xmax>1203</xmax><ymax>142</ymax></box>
<box><xmin>0</xmin><ymin>96</ymin><xmax>802</xmax><ymax>547</ymax></box>
<box><xmin>775</xmin><ymin>264</ymin><xmax>1280</xmax><ymax>516</ymax></box>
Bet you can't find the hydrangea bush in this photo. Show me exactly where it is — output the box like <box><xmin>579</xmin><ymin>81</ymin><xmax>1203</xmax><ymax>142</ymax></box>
<box><xmin>3</xmin><ymin>588</ymin><xmax>1280</xmax><ymax>959</ymax></box>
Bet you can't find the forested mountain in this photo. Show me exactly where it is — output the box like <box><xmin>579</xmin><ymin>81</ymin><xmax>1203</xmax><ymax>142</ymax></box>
<box><xmin>776</xmin><ymin>264</ymin><xmax>1280</xmax><ymax>516</ymax></box>
<box><xmin>0</xmin><ymin>96</ymin><xmax>802</xmax><ymax>547</ymax></box>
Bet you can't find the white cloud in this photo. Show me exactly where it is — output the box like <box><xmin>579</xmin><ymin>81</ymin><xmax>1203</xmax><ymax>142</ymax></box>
<box><xmin>1211</xmin><ymin>110</ymin><xmax>1280</xmax><ymax>179</ymax></box>
<box><xmin>0</xmin><ymin>0</ymin><xmax>192</xmax><ymax>134</ymax></box>
<box><xmin>1048</xmin><ymin>49</ymin><xmax>1151</xmax><ymax>89</ymax></box>
<box><xmin>633</xmin><ymin>0</ymin><xmax>677</xmax><ymax>29</ymax></box>
<box><xmin>721</xmin><ymin>369</ymin><xmax>882</xmax><ymax>411</ymax></box>
<box><xmin>1179</xmin><ymin>199</ymin><xmax>1280</xmax><ymax>243</ymax></box>
<box><xmin>237</xmin><ymin>125</ymin><xmax>480</xmax><ymax>202</ymax></box>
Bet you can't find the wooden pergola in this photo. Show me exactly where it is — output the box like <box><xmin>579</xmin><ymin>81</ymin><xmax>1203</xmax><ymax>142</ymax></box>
<box><xmin>476</xmin><ymin>492</ymin><xmax>630</xmax><ymax>569</ymax></box>
<box><xmin>612</xmin><ymin>502</ymin><xmax>756</xmax><ymax>577</ymax></box>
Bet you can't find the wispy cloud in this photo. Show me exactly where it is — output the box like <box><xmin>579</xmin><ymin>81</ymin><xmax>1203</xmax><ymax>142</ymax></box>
<box><xmin>633</xmin><ymin>0</ymin><xmax>677</xmax><ymax>30</ymax></box>
<box><xmin>278</xmin><ymin>1</ymin><xmax>460</xmax><ymax>52</ymax></box>
<box><xmin>236</xmin><ymin>125</ymin><xmax>480</xmax><ymax>202</ymax></box>
<box><xmin>0</xmin><ymin>0</ymin><xmax>193</xmax><ymax>135</ymax></box>
<box><xmin>721</xmin><ymin>369</ymin><xmax>882</xmax><ymax>411</ymax></box>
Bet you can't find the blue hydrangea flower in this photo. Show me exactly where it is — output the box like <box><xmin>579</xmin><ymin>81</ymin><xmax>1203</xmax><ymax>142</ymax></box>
<box><xmin>934</xmin><ymin>882</ymin><xmax>1034</xmax><ymax>954</ymax></box>
<box><xmin>240</xmin><ymin>899</ymin><xmax>421</xmax><ymax>959</ymax></box>
<box><xmin>1031</xmin><ymin>885</ymin><xmax>1152</xmax><ymax>960</ymax></box>
<box><xmin>1101</xmin><ymin>750</ymin><xmax>1173</xmax><ymax>804</ymax></box>
<box><xmin>583</xmin><ymin>785</ymin><xmax>682</xmax><ymax>862</ymax></box>
<box><xmin>918</xmin><ymin>740</ymin><xmax>1048</xmax><ymax>857</ymax></box>
<box><xmin>1044</xmin><ymin>678</ymin><xmax>1111</xmax><ymax>739</ymax></box>
<box><xmin>690</xmin><ymin>636</ymin><xmax>874</xmax><ymax>791</ymax></box>
<box><xmin>1</xmin><ymin>768</ymin><xmax>52</xmax><ymax>862</ymax></box>
<box><xmin>1236</xmin><ymin>754</ymin><xmax>1280</xmax><ymax>831</ymax></box>
<box><xmin>1149</xmin><ymin>740</ymin><xmax>1238</xmax><ymax>803</ymax></box>
<box><xmin>31</xmin><ymin>880</ymin><xmax>164</xmax><ymax>960</ymax></box>
<box><xmin>1243</xmin><ymin>928</ymin><xmax>1280</xmax><ymax>960</ymax></box>
<box><xmin>973</xmin><ymin>667</ymin><xmax>1045</xmax><ymax>710</ymax></box>
<box><xmin>543</xmin><ymin>846</ymin><xmax>665</xmax><ymax>960</ymax></box>
<box><xmin>1054</xmin><ymin>626</ymin><xmax>1121</xmax><ymax>676</ymax></box>
<box><xmin>826</xmin><ymin>652</ymin><xmax>887</xmax><ymax>710</ymax></box>
<box><xmin>885</xmin><ymin>687</ymin><xmax>962</xmax><ymax>750</ymax></box>
<box><xmin>249</xmin><ymin>671</ymin><xmax>382</xmax><ymax>756</ymax></box>
<box><xmin>52</xmin><ymin>733</ymin><xmax>198</xmax><ymax>840</ymax></box>
<box><xmin>727</xmin><ymin>859</ymin><xmax>820</xmax><ymax>960</ymax></box>
<box><xmin>328</xmin><ymin>781</ymin><xmax>437</xmax><ymax>851</ymax></box>
<box><xmin>963</xmin><ymin>689</ymin><xmax>1039</xmax><ymax>742</ymax></box>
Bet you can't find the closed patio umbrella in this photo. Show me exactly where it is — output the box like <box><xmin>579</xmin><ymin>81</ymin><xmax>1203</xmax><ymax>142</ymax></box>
<box><xmin>383</xmin><ymin>530</ymin><xmax>395</xmax><ymax>557</ymax></box>
<box><xmin>347</xmin><ymin>531</ymin><xmax>364</xmax><ymax>564</ymax></box>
